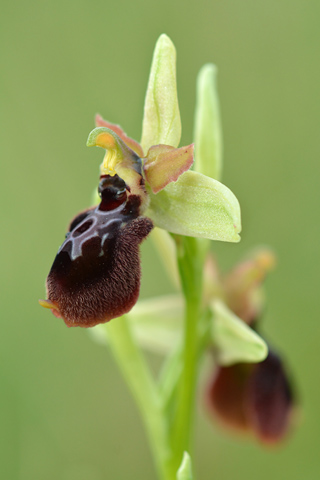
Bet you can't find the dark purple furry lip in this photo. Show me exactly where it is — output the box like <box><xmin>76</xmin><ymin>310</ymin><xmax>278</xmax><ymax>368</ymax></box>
<box><xmin>206</xmin><ymin>349</ymin><xmax>294</xmax><ymax>443</ymax></box>
<box><xmin>42</xmin><ymin>175</ymin><xmax>153</xmax><ymax>328</ymax></box>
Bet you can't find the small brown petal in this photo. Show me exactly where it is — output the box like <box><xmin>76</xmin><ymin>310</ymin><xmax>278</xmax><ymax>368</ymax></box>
<box><xmin>144</xmin><ymin>143</ymin><xmax>194</xmax><ymax>193</ymax></box>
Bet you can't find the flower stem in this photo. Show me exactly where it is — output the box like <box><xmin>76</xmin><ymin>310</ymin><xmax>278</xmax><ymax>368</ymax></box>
<box><xmin>106</xmin><ymin>236</ymin><xmax>208</xmax><ymax>479</ymax></box>
<box><xmin>171</xmin><ymin>236</ymin><xmax>205</xmax><ymax>471</ymax></box>
<box><xmin>106</xmin><ymin>316</ymin><xmax>175</xmax><ymax>480</ymax></box>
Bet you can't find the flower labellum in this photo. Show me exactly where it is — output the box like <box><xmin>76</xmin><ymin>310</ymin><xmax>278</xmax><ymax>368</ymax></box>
<box><xmin>205</xmin><ymin>251</ymin><xmax>295</xmax><ymax>444</ymax></box>
<box><xmin>39</xmin><ymin>175</ymin><xmax>153</xmax><ymax>327</ymax></box>
<box><xmin>206</xmin><ymin>349</ymin><xmax>294</xmax><ymax>444</ymax></box>
<box><xmin>246</xmin><ymin>350</ymin><xmax>294</xmax><ymax>443</ymax></box>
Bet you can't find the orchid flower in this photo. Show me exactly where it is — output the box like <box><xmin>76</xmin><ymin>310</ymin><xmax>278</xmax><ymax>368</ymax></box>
<box><xmin>39</xmin><ymin>34</ymin><xmax>241</xmax><ymax>328</ymax></box>
<box><xmin>205</xmin><ymin>251</ymin><xmax>295</xmax><ymax>444</ymax></box>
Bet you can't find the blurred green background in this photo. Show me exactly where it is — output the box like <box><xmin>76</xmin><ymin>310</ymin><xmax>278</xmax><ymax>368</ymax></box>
<box><xmin>1</xmin><ymin>0</ymin><xmax>319</xmax><ymax>478</ymax></box>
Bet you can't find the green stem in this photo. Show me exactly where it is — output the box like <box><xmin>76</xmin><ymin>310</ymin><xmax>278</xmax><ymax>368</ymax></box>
<box><xmin>175</xmin><ymin>296</ymin><xmax>201</xmax><ymax>448</ymax></box>
<box><xmin>106</xmin><ymin>316</ymin><xmax>175</xmax><ymax>480</ymax></box>
<box><xmin>170</xmin><ymin>236</ymin><xmax>205</xmax><ymax>470</ymax></box>
<box><xmin>106</xmin><ymin>236</ymin><xmax>209</xmax><ymax>479</ymax></box>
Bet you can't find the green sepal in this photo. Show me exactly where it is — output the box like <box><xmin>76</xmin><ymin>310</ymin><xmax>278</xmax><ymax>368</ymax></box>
<box><xmin>211</xmin><ymin>300</ymin><xmax>268</xmax><ymax>366</ymax></box>
<box><xmin>144</xmin><ymin>143</ymin><xmax>194</xmax><ymax>193</ymax></box>
<box><xmin>194</xmin><ymin>64</ymin><xmax>222</xmax><ymax>181</ymax></box>
<box><xmin>177</xmin><ymin>452</ymin><xmax>193</xmax><ymax>480</ymax></box>
<box><xmin>146</xmin><ymin>171</ymin><xmax>241</xmax><ymax>242</ymax></box>
<box><xmin>89</xmin><ymin>295</ymin><xmax>184</xmax><ymax>355</ymax></box>
<box><xmin>141</xmin><ymin>34</ymin><xmax>181</xmax><ymax>153</ymax></box>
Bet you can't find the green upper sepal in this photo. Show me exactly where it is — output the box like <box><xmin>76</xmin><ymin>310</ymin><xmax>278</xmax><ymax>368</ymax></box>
<box><xmin>141</xmin><ymin>34</ymin><xmax>181</xmax><ymax>153</ymax></box>
<box><xmin>146</xmin><ymin>170</ymin><xmax>241</xmax><ymax>242</ymax></box>
<box><xmin>211</xmin><ymin>300</ymin><xmax>268</xmax><ymax>366</ymax></box>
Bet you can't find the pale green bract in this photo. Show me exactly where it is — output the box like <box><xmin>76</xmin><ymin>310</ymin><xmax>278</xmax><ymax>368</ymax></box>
<box><xmin>211</xmin><ymin>300</ymin><xmax>268</xmax><ymax>366</ymax></box>
<box><xmin>194</xmin><ymin>64</ymin><xmax>222</xmax><ymax>181</ymax></box>
<box><xmin>177</xmin><ymin>452</ymin><xmax>193</xmax><ymax>480</ymax></box>
<box><xmin>141</xmin><ymin>34</ymin><xmax>181</xmax><ymax>153</ymax></box>
<box><xmin>147</xmin><ymin>170</ymin><xmax>241</xmax><ymax>242</ymax></box>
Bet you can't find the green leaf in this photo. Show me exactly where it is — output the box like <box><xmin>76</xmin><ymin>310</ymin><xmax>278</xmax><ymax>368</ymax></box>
<box><xmin>141</xmin><ymin>34</ymin><xmax>181</xmax><ymax>153</ymax></box>
<box><xmin>89</xmin><ymin>295</ymin><xmax>184</xmax><ymax>354</ymax></box>
<box><xmin>194</xmin><ymin>64</ymin><xmax>222</xmax><ymax>181</ymax></box>
<box><xmin>146</xmin><ymin>171</ymin><xmax>241</xmax><ymax>242</ymax></box>
<box><xmin>211</xmin><ymin>300</ymin><xmax>268</xmax><ymax>366</ymax></box>
<box><xmin>177</xmin><ymin>452</ymin><xmax>193</xmax><ymax>480</ymax></box>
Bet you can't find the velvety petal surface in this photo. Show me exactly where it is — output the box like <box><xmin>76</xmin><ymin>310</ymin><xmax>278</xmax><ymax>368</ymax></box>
<box><xmin>207</xmin><ymin>363</ymin><xmax>251</xmax><ymax>433</ymax></box>
<box><xmin>206</xmin><ymin>349</ymin><xmax>294</xmax><ymax>444</ymax></box>
<box><xmin>246</xmin><ymin>350</ymin><xmax>294</xmax><ymax>444</ymax></box>
<box><xmin>40</xmin><ymin>177</ymin><xmax>153</xmax><ymax>327</ymax></box>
